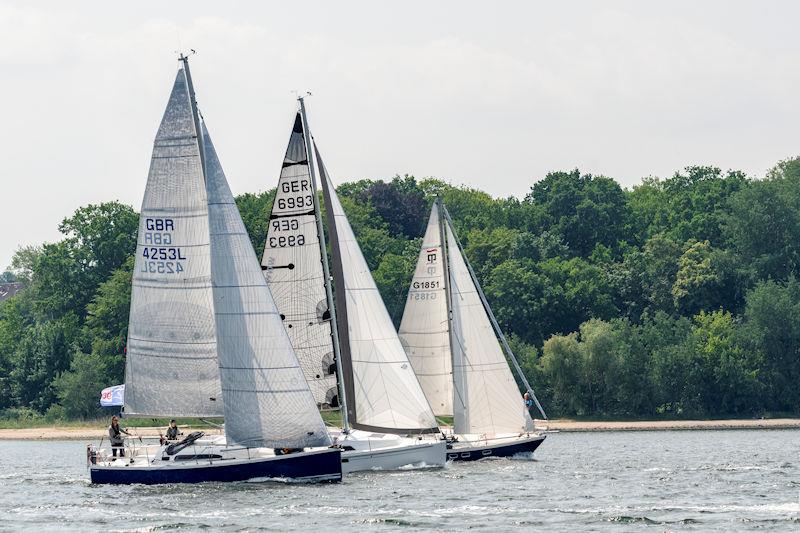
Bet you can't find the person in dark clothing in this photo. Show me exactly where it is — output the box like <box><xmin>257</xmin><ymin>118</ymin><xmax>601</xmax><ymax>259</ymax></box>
<box><xmin>165</xmin><ymin>420</ymin><xmax>182</xmax><ymax>441</ymax></box>
<box><xmin>108</xmin><ymin>416</ymin><xmax>131</xmax><ymax>458</ymax></box>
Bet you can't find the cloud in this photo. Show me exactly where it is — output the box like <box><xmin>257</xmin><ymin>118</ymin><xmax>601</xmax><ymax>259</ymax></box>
<box><xmin>1</xmin><ymin>2</ymin><xmax>799</xmax><ymax>269</ymax></box>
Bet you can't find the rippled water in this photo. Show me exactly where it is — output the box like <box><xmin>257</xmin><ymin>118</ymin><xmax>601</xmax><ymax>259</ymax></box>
<box><xmin>1</xmin><ymin>430</ymin><xmax>798</xmax><ymax>531</ymax></box>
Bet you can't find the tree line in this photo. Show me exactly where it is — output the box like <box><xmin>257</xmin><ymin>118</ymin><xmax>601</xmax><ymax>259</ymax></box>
<box><xmin>2</xmin><ymin>157</ymin><xmax>800</xmax><ymax>420</ymax></box>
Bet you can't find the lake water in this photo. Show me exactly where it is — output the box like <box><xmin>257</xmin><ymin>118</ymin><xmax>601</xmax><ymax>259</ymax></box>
<box><xmin>1</xmin><ymin>430</ymin><xmax>798</xmax><ymax>531</ymax></box>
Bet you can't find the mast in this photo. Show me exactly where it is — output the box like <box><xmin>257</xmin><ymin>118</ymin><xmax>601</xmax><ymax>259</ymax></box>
<box><xmin>298</xmin><ymin>96</ymin><xmax>350</xmax><ymax>433</ymax></box>
<box><xmin>441</xmin><ymin>205</ymin><xmax>548</xmax><ymax>420</ymax></box>
<box><xmin>437</xmin><ymin>197</ymin><xmax>467</xmax><ymax>429</ymax></box>
<box><xmin>179</xmin><ymin>53</ymin><xmax>206</xmax><ymax>180</ymax></box>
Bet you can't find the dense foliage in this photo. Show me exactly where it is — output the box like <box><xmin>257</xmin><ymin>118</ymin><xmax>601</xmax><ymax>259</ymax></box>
<box><xmin>2</xmin><ymin>158</ymin><xmax>800</xmax><ymax>420</ymax></box>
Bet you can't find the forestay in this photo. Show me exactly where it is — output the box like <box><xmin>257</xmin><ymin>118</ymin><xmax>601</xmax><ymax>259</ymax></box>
<box><xmin>398</xmin><ymin>203</ymin><xmax>453</xmax><ymax>416</ymax></box>
<box><xmin>261</xmin><ymin>114</ymin><xmax>337</xmax><ymax>406</ymax></box>
<box><xmin>316</xmin><ymin>144</ymin><xmax>438</xmax><ymax>434</ymax></box>
<box><xmin>203</xmin><ymin>122</ymin><xmax>331</xmax><ymax>448</ymax></box>
<box><xmin>446</xmin><ymin>222</ymin><xmax>528</xmax><ymax>435</ymax></box>
<box><xmin>124</xmin><ymin>68</ymin><xmax>222</xmax><ymax>418</ymax></box>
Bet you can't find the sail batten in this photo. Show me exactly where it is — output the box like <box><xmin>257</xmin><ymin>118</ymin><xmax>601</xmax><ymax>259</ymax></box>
<box><xmin>261</xmin><ymin>113</ymin><xmax>338</xmax><ymax>407</ymax></box>
<box><xmin>316</xmin><ymin>143</ymin><xmax>439</xmax><ymax>434</ymax></box>
<box><xmin>204</xmin><ymin>122</ymin><xmax>331</xmax><ymax>448</ymax></box>
<box><xmin>123</xmin><ymin>67</ymin><xmax>222</xmax><ymax>419</ymax></box>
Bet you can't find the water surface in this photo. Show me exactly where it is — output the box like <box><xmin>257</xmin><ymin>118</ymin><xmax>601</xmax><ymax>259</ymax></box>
<box><xmin>1</xmin><ymin>430</ymin><xmax>798</xmax><ymax>531</ymax></box>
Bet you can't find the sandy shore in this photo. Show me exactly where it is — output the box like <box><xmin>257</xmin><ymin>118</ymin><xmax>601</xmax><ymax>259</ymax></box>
<box><xmin>540</xmin><ymin>418</ymin><xmax>800</xmax><ymax>432</ymax></box>
<box><xmin>0</xmin><ymin>426</ymin><xmax>188</xmax><ymax>441</ymax></box>
<box><xmin>1</xmin><ymin>419</ymin><xmax>798</xmax><ymax>440</ymax></box>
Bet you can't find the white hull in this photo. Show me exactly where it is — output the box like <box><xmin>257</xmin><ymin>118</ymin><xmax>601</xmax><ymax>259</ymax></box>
<box><xmin>342</xmin><ymin>440</ymin><xmax>446</xmax><ymax>474</ymax></box>
<box><xmin>332</xmin><ymin>429</ymin><xmax>447</xmax><ymax>474</ymax></box>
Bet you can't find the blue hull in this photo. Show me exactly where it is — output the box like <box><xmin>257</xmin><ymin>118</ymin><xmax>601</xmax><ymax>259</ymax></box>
<box><xmin>90</xmin><ymin>448</ymin><xmax>342</xmax><ymax>485</ymax></box>
<box><xmin>446</xmin><ymin>435</ymin><xmax>545</xmax><ymax>461</ymax></box>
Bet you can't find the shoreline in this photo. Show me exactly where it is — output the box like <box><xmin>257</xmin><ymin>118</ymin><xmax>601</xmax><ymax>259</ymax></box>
<box><xmin>540</xmin><ymin>418</ymin><xmax>800</xmax><ymax>432</ymax></box>
<box><xmin>1</xmin><ymin>418</ymin><xmax>798</xmax><ymax>440</ymax></box>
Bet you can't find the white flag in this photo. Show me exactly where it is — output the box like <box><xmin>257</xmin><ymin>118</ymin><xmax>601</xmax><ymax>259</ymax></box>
<box><xmin>100</xmin><ymin>384</ymin><xmax>125</xmax><ymax>407</ymax></box>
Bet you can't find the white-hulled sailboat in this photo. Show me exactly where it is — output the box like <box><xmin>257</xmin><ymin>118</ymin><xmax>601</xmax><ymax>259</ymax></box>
<box><xmin>398</xmin><ymin>198</ymin><xmax>547</xmax><ymax>461</ymax></box>
<box><xmin>261</xmin><ymin>99</ymin><xmax>446</xmax><ymax>473</ymax></box>
<box><xmin>87</xmin><ymin>57</ymin><xmax>341</xmax><ymax>484</ymax></box>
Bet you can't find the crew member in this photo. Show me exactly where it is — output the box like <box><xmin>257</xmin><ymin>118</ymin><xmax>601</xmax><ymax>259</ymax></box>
<box><xmin>108</xmin><ymin>416</ymin><xmax>131</xmax><ymax>458</ymax></box>
<box><xmin>523</xmin><ymin>392</ymin><xmax>534</xmax><ymax>409</ymax></box>
<box><xmin>165</xmin><ymin>419</ymin><xmax>182</xmax><ymax>441</ymax></box>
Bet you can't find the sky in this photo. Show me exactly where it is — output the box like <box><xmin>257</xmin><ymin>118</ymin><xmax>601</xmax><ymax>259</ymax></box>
<box><xmin>1</xmin><ymin>0</ymin><xmax>799</xmax><ymax>270</ymax></box>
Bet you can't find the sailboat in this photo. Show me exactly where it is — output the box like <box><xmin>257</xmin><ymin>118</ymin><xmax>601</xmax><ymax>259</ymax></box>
<box><xmin>261</xmin><ymin>99</ymin><xmax>446</xmax><ymax>473</ymax></box>
<box><xmin>398</xmin><ymin>198</ymin><xmax>547</xmax><ymax>461</ymax></box>
<box><xmin>87</xmin><ymin>56</ymin><xmax>341</xmax><ymax>484</ymax></box>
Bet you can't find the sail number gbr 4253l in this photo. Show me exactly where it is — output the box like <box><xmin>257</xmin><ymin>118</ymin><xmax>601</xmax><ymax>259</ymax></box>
<box><xmin>140</xmin><ymin>218</ymin><xmax>186</xmax><ymax>274</ymax></box>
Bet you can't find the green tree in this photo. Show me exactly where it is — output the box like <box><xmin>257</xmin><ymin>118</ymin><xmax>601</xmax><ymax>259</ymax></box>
<box><xmin>672</xmin><ymin>240</ymin><xmax>727</xmax><ymax>316</ymax></box>
<box><xmin>9</xmin><ymin>313</ymin><xmax>80</xmax><ymax>412</ymax></box>
<box><xmin>464</xmin><ymin>227</ymin><xmax>522</xmax><ymax>281</ymax></box>
<box><xmin>690</xmin><ymin>310</ymin><xmax>762</xmax><ymax>414</ymax></box>
<box><xmin>538</xmin><ymin>333</ymin><xmax>583</xmax><ymax>415</ymax></box>
<box><xmin>54</xmin><ymin>351</ymin><xmax>110</xmax><ymax>419</ymax></box>
<box><xmin>613</xmin><ymin>234</ymin><xmax>682</xmax><ymax>319</ymax></box>
<box><xmin>58</xmin><ymin>202</ymin><xmax>138</xmax><ymax>281</ymax></box>
<box><xmin>9</xmin><ymin>245</ymin><xmax>42</xmax><ymax>284</ymax></box>
<box><xmin>642</xmin><ymin>313</ymin><xmax>699</xmax><ymax>416</ymax></box>
<box><xmin>485</xmin><ymin>259</ymin><xmax>549</xmax><ymax>345</ymax></box>
<box><xmin>726</xmin><ymin>157</ymin><xmax>800</xmax><ymax>283</ymax></box>
<box><xmin>235</xmin><ymin>189</ymin><xmax>276</xmax><ymax>255</ymax></box>
<box><xmin>0</xmin><ymin>294</ymin><xmax>34</xmax><ymax>409</ymax></box>
<box><xmin>527</xmin><ymin>169</ymin><xmax>630</xmax><ymax>257</ymax></box>
<box><xmin>372</xmin><ymin>245</ymin><xmax>419</xmax><ymax>327</ymax></box>
<box><xmin>537</xmin><ymin>256</ymin><xmax>617</xmax><ymax>335</ymax></box>
<box><xmin>740</xmin><ymin>278</ymin><xmax>800</xmax><ymax>411</ymax></box>
<box><xmin>358</xmin><ymin>175</ymin><xmax>428</xmax><ymax>238</ymax></box>
<box><xmin>576</xmin><ymin>319</ymin><xmax>622</xmax><ymax>415</ymax></box>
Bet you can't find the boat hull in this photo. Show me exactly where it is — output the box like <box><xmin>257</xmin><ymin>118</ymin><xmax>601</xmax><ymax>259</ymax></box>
<box><xmin>446</xmin><ymin>434</ymin><xmax>545</xmax><ymax>461</ymax></box>
<box><xmin>89</xmin><ymin>448</ymin><xmax>342</xmax><ymax>485</ymax></box>
<box><xmin>342</xmin><ymin>440</ymin><xmax>446</xmax><ymax>474</ymax></box>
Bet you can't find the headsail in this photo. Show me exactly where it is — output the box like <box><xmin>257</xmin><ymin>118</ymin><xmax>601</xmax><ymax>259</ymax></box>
<box><xmin>316</xmin><ymin>143</ymin><xmax>438</xmax><ymax>434</ymax></box>
<box><xmin>398</xmin><ymin>203</ymin><xmax>453</xmax><ymax>416</ymax></box>
<box><xmin>204</xmin><ymin>122</ymin><xmax>331</xmax><ymax>448</ymax></box>
<box><xmin>261</xmin><ymin>114</ymin><xmax>338</xmax><ymax>406</ymax></box>
<box><xmin>123</xmin><ymin>67</ymin><xmax>222</xmax><ymax>418</ymax></box>
<box><xmin>445</xmin><ymin>221</ymin><xmax>529</xmax><ymax>435</ymax></box>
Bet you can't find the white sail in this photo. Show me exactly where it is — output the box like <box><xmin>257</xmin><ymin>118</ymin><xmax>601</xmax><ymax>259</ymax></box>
<box><xmin>398</xmin><ymin>203</ymin><xmax>453</xmax><ymax>416</ymax></box>
<box><xmin>261</xmin><ymin>114</ymin><xmax>337</xmax><ymax>406</ymax></box>
<box><xmin>446</xmin><ymin>222</ymin><xmax>528</xmax><ymax>435</ymax></box>
<box><xmin>316</xmin><ymin>145</ymin><xmax>438</xmax><ymax>434</ymax></box>
<box><xmin>123</xmin><ymin>68</ymin><xmax>222</xmax><ymax>418</ymax></box>
<box><xmin>203</xmin><ymin>122</ymin><xmax>331</xmax><ymax>448</ymax></box>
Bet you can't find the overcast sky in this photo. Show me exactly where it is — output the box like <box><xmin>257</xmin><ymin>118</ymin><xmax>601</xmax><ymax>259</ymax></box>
<box><xmin>1</xmin><ymin>0</ymin><xmax>798</xmax><ymax>270</ymax></box>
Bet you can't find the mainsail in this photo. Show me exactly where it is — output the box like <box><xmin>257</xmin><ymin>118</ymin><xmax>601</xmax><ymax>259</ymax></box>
<box><xmin>261</xmin><ymin>114</ymin><xmax>338</xmax><ymax>406</ymax></box>
<box><xmin>445</xmin><ymin>222</ymin><xmax>529</xmax><ymax>435</ymax></box>
<box><xmin>204</xmin><ymin>122</ymin><xmax>331</xmax><ymax>448</ymax></box>
<box><xmin>316</xmin><ymin>143</ymin><xmax>439</xmax><ymax>434</ymax></box>
<box><xmin>123</xmin><ymin>67</ymin><xmax>222</xmax><ymax>418</ymax></box>
<box><xmin>397</xmin><ymin>203</ymin><xmax>453</xmax><ymax>416</ymax></box>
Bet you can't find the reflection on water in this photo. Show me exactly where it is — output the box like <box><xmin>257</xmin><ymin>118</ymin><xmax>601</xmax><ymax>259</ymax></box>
<box><xmin>1</xmin><ymin>430</ymin><xmax>798</xmax><ymax>531</ymax></box>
